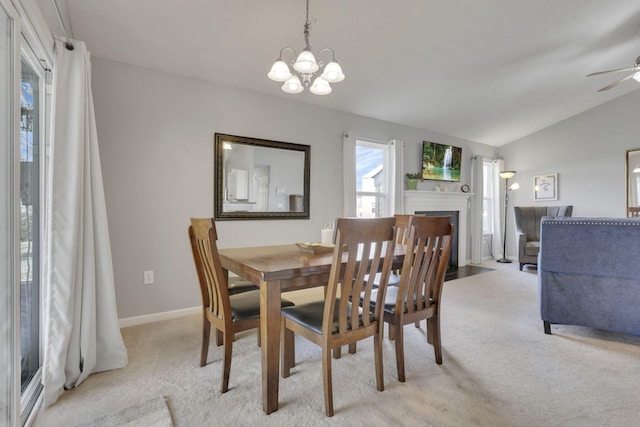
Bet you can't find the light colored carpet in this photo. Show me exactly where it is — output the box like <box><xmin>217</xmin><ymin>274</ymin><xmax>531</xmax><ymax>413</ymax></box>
<box><xmin>33</xmin><ymin>262</ymin><xmax>640</xmax><ymax>426</ymax></box>
<box><xmin>75</xmin><ymin>396</ymin><xmax>172</xmax><ymax>427</ymax></box>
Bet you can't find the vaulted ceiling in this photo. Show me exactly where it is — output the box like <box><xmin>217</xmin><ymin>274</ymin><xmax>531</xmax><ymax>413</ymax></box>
<box><xmin>37</xmin><ymin>0</ymin><xmax>640</xmax><ymax>146</ymax></box>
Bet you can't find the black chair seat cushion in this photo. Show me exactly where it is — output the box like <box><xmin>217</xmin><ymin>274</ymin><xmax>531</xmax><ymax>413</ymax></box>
<box><xmin>367</xmin><ymin>271</ymin><xmax>401</xmax><ymax>288</ymax></box>
<box><xmin>281</xmin><ymin>299</ymin><xmax>373</xmax><ymax>335</ymax></box>
<box><xmin>369</xmin><ymin>287</ymin><xmax>433</xmax><ymax>316</ymax></box>
<box><xmin>230</xmin><ymin>290</ymin><xmax>294</xmax><ymax>322</ymax></box>
<box><xmin>228</xmin><ymin>278</ymin><xmax>260</xmax><ymax>295</ymax></box>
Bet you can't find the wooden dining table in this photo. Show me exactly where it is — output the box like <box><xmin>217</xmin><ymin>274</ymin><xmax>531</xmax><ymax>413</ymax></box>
<box><xmin>218</xmin><ymin>243</ymin><xmax>404</xmax><ymax>414</ymax></box>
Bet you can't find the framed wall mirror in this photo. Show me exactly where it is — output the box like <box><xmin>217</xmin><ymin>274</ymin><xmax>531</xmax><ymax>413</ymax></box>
<box><xmin>626</xmin><ymin>148</ymin><xmax>640</xmax><ymax>218</ymax></box>
<box><xmin>214</xmin><ymin>133</ymin><xmax>310</xmax><ymax>220</ymax></box>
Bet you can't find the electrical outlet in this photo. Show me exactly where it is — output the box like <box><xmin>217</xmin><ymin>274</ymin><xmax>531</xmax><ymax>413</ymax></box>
<box><xmin>143</xmin><ymin>270</ymin><xmax>154</xmax><ymax>285</ymax></box>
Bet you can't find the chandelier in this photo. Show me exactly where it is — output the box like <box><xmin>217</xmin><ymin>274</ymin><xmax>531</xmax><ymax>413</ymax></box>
<box><xmin>267</xmin><ymin>0</ymin><xmax>345</xmax><ymax>95</ymax></box>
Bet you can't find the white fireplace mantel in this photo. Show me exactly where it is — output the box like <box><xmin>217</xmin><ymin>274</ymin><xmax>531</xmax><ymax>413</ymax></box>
<box><xmin>403</xmin><ymin>191</ymin><xmax>471</xmax><ymax>266</ymax></box>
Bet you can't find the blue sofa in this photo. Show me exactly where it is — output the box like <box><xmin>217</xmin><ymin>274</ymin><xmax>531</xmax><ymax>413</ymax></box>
<box><xmin>538</xmin><ymin>217</ymin><xmax>640</xmax><ymax>336</ymax></box>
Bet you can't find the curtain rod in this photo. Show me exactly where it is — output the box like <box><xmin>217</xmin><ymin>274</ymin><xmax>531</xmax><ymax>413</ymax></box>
<box><xmin>52</xmin><ymin>0</ymin><xmax>74</xmax><ymax>50</ymax></box>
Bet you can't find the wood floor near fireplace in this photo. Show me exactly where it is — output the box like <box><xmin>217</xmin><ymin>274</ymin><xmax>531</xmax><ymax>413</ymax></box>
<box><xmin>445</xmin><ymin>265</ymin><xmax>494</xmax><ymax>281</ymax></box>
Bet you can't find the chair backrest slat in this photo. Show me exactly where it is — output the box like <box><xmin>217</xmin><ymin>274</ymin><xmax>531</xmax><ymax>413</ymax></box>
<box><xmin>393</xmin><ymin>214</ymin><xmax>413</xmax><ymax>244</ymax></box>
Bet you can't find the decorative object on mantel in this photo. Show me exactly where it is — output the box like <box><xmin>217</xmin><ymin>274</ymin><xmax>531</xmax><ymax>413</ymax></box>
<box><xmin>497</xmin><ymin>171</ymin><xmax>520</xmax><ymax>263</ymax></box>
<box><xmin>533</xmin><ymin>173</ymin><xmax>558</xmax><ymax>201</ymax></box>
<box><xmin>267</xmin><ymin>0</ymin><xmax>345</xmax><ymax>95</ymax></box>
<box><xmin>406</xmin><ymin>173</ymin><xmax>422</xmax><ymax>190</ymax></box>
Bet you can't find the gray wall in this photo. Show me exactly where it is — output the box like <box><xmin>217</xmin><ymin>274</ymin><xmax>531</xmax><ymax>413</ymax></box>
<box><xmin>91</xmin><ymin>58</ymin><xmax>494</xmax><ymax>319</ymax></box>
<box><xmin>498</xmin><ymin>89</ymin><xmax>640</xmax><ymax>257</ymax></box>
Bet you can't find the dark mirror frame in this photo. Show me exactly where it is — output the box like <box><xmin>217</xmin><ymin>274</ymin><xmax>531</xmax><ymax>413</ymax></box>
<box><xmin>214</xmin><ymin>133</ymin><xmax>310</xmax><ymax>220</ymax></box>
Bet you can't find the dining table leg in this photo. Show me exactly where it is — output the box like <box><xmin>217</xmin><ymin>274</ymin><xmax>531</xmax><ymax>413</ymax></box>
<box><xmin>260</xmin><ymin>279</ymin><xmax>281</xmax><ymax>414</ymax></box>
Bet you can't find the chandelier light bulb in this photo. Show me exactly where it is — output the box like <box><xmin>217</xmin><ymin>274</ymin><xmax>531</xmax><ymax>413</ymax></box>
<box><xmin>293</xmin><ymin>50</ymin><xmax>320</xmax><ymax>74</ymax></box>
<box><xmin>321</xmin><ymin>61</ymin><xmax>345</xmax><ymax>83</ymax></box>
<box><xmin>268</xmin><ymin>60</ymin><xmax>292</xmax><ymax>82</ymax></box>
<box><xmin>281</xmin><ymin>76</ymin><xmax>304</xmax><ymax>94</ymax></box>
<box><xmin>310</xmin><ymin>77</ymin><xmax>332</xmax><ymax>95</ymax></box>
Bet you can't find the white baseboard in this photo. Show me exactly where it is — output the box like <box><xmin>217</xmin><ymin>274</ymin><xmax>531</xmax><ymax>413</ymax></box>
<box><xmin>119</xmin><ymin>306</ymin><xmax>200</xmax><ymax>328</ymax></box>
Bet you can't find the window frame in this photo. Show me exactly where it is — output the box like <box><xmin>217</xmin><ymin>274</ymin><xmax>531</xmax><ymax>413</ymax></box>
<box><xmin>482</xmin><ymin>159</ymin><xmax>495</xmax><ymax>235</ymax></box>
<box><xmin>355</xmin><ymin>137</ymin><xmax>392</xmax><ymax>218</ymax></box>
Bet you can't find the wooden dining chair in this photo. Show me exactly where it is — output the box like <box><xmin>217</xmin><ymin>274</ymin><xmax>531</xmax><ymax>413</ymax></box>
<box><xmin>280</xmin><ymin>217</ymin><xmax>397</xmax><ymax>416</ymax></box>
<box><xmin>342</xmin><ymin>214</ymin><xmax>413</xmax><ymax>358</ymax></box>
<box><xmin>373</xmin><ymin>215</ymin><xmax>453</xmax><ymax>382</ymax></box>
<box><xmin>188</xmin><ymin>217</ymin><xmax>294</xmax><ymax>393</ymax></box>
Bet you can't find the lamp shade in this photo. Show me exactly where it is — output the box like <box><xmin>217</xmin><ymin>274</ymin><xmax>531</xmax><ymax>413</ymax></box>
<box><xmin>268</xmin><ymin>60</ymin><xmax>293</xmax><ymax>82</ymax></box>
<box><xmin>310</xmin><ymin>77</ymin><xmax>332</xmax><ymax>95</ymax></box>
<box><xmin>321</xmin><ymin>61</ymin><xmax>345</xmax><ymax>83</ymax></box>
<box><xmin>499</xmin><ymin>171</ymin><xmax>516</xmax><ymax>179</ymax></box>
<box><xmin>293</xmin><ymin>50</ymin><xmax>319</xmax><ymax>73</ymax></box>
<box><xmin>509</xmin><ymin>182</ymin><xmax>520</xmax><ymax>190</ymax></box>
<box><xmin>281</xmin><ymin>76</ymin><xmax>304</xmax><ymax>94</ymax></box>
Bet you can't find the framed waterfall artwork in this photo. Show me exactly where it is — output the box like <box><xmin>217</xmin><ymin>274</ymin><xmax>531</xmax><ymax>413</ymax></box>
<box><xmin>533</xmin><ymin>173</ymin><xmax>558</xmax><ymax>201</ymax></box>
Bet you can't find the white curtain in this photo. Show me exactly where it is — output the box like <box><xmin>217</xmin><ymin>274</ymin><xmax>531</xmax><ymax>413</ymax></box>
<box><xmin>342</xmin><ymin>131</ymin><xmax>356</xmax><ymax>216</ymax></box>
<box><xmin>43</xmin><ymin>38</ymin><xmax>127</xmax><ymax>406</ymax></box>
<box><xmin>469</xmin><ymin>156</ymin><xmax>484</xmax><ymax>264</ymax></box>
<box><xmin>390</xmin><ymin>139</ymin><xmax>404</xmax><ymax>214</ymax></box>
<box><xmin>491</xmin><ymin>159</ymin><xmax>504</xmax><ymax>259</ymax></box>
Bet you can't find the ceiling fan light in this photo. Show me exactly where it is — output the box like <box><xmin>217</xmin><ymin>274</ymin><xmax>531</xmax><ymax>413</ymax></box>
<box><xmin>309</xmin><ymin>77</ymin><xmax>332</xmax><ymax>95</ymax></box>
<box><xmin>293</xmin><ymin>50</ymin><xmax>319</xmax><ymax>74</ymax></box>
<box><xmin>633</xmin><ymin>71</ymin><xmax>640</xmax><ymax>83</ymax></box>
<box><xmin>268</xmin><ymin>60</ymin><xmax>292</xmax><ymax>82</ymax></box>
<box><xmin>281</xmin><ymin>76</ymin><xmax>304</xmax><ymax>94</ymax></box>
<box><xmin>321</xmin><ymin>61</ymin><xmax>345</xmax><ymax>83</ymax></box>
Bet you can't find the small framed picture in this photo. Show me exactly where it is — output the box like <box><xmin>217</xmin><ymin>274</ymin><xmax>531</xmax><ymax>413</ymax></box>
<box><xmin>534</xmin><ymin>173</ymin><xmax>558</xmax><ymax>201</ymax></box>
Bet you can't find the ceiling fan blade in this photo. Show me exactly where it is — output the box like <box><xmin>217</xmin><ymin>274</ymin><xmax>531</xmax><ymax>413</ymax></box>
<box><xmin>586</xmin><ymin>66</ymin><xmax>640</xmax><ymax>77</ymax></box>
<box><xmin>597</xmin><ymin>74</ymin><xmax>634</xmax><ymax>92</ymax></box>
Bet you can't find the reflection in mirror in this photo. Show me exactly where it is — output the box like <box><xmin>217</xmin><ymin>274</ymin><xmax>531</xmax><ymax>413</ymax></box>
<box><xmin>627</xmin><ymin>148</ymin><xmax>640</xmax><ymax>218</ymax></box>
<box><xmin>214</xmin><ymin>134</ymin><xmax>310</xmax><ymax>220</ymax></box>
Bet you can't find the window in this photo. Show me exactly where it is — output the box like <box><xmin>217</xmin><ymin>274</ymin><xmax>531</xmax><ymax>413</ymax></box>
<box><xmin>20</xmin><ymin>54</ymin><xmax>43</xmax><ymax>407</ymax></box>
<box><xmin>356</xmin><ymin>139</ymin><xmax>390</xmax><ymax>218</ymax></box>
<box><xmin>482</xmin><ymin>160</ymin><xmax>494</xmax><ymax>234</ymax></box>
